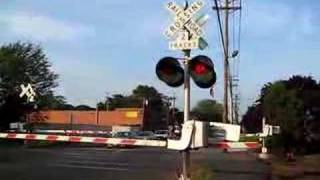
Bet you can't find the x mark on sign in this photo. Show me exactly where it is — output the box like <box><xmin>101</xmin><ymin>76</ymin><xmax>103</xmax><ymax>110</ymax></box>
<box><xmin>164</xmin><ymin>0</ymin><xmax>204</xmax><ymax>40</ymax></box>
<box><xmin>19</xmin><ymin>84</ymin><xmax>36</xmax><ymax>102</ymax></box>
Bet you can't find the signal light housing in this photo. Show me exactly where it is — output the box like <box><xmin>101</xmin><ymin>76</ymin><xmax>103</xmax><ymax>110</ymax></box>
<box><xmin>156</xmin><ymin>57</ymin><xmax>184</xmax><ymax>87</ymax></box>
<box><xmin>190</xmin><ymin>55</ymin><xmax>216</xmax><ymax>88</ymax></box>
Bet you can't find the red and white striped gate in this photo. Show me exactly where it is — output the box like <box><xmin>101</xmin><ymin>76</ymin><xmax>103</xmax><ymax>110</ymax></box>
<box><xmin>0</xmin><ymin>133</ymin><xmax>167</xmax><ymax>147</ymax></box>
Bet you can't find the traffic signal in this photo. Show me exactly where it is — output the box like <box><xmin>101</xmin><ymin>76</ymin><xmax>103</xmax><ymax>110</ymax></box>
<box><xmin>190</xmin><ymin>55</ymin><xmax>216</xmax><ymax>88</ymax></box>
<box><xmin>156</xmin><ymin>57</ymin><xmax>184</xmax><ymax>87</ymax></box>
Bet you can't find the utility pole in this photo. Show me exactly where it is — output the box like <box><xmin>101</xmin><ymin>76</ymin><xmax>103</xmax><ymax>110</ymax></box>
<box><xmin>223</xmin><ymin>0</ymin><xmax>230</xmax><ymax>124</ymax></box>
<box><xmin>212</xmin><ymin>0</ymin><xmax>241</xmax><ymax>124</ymax></box>
<box><xmin>172</xmin><ymin>94</ymin><xmax>176</xmax><ymax>124</ymax></box>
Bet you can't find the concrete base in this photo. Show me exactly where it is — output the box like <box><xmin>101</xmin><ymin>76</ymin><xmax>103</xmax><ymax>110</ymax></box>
<box><xmin>258</xmin><ymin>153</ymin><xmax>270</xmax><ymax>160</ymax></box>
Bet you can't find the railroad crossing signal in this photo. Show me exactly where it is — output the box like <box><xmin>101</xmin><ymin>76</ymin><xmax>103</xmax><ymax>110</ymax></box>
<box><xmin>19</xmin><ymin>83</ymin><xmax>36</xmax><ymax>102</ymax></box>
<box><xmin>156</xmin><ymin>57</ymin><xmax>184</xmax><ymax>87</ymax></box>
<box><xmin>164</xmin><ymin>0</ymin><xmax>204</xmax><ymax>39</ymax></box>
<box><xmin>160</xmin><ymin>2</ymin><xmax>213</xmax><ymax>179</ymax></box>
<box><xmin>156</xmin><ymin>56</ymin><xmax>216</xmax><ymax>89</ymax></box>
<box><xmin>190</xmin><ymin>55</ymin><xmax>217</xmax><ymax>88</ymax></box>
<box><xmin>164</xmin><ymin>0</ymin><xmax>208</xmax><ymax>50</ymax></box>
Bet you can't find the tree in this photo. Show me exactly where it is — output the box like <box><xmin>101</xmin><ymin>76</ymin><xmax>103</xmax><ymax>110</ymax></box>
<box><xmin>263</xmin><ymin>82</ymin><xmax>303</xmax><ymax>137</ymax></box>
<box><xmin>74</xmin><ymin>105</ymin><xmax>94</xmax><ymax>110</ymax></box>
<box><xmin>132</xmin><ymin>85</ymin><xmax>162</xmax><ymax>100</ymax></box>
<box><xmin>37</xmin><ymin>94</ymin><xmax>68</xmax><ymax>110</ymax></box>
<box><xmin>243</xmin><ymin>75</ymin><xmax>320</xmax><ymax>153</ymax></box>
<box><xmin>131</xmin><ymin>85</ymin><xmax>166</xmax><ymax>130</ymax></box>
<box><xmin>241</xmin><ymin>104</ymin><xmax>263</xmax><ymax>133</ymax></box>
<box><xmin>98</xmin><ymin>85</ymin><xmax>168</xmax><ymax>130</ymax></box>
<box><xmin>0</xmin><ymin>42</ymin><xmax>59</xmax><ymax>129</ymax></box>
<box><xmin>192</xmin><ymin>99</ymin><xmax>223</xmax><ymax>122</ymax></box>
<box><xmin>98</xmin><ymin>94</ymin><xmax>140</xmax><ymax>110</ymax></box>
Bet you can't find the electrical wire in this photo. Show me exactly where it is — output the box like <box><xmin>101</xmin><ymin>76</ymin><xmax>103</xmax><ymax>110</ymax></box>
<box><xmin>213</xmin><ymin>0</ymin><xmax>227</xmax><ymax>58</ymax></box>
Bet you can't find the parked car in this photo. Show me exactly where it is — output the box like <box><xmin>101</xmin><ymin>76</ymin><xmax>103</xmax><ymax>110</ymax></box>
<box><xmin>154</xmin><ymin>130</ymin><xmax>168</xmax><ymax>139</ymax></box>
<box><xmin>111</xmin><ymin>131</ymin><xmax>136</xmax><ymax>148</ymax></box>
<box><xmin>112</xmin><ymin>131</ymin><xmax>135</xmax><ymax>139</ymax></box>
<box><xmin>134</xmin><ymin>131</ymin><xmax>155</xmax><ymax>140</ymax></box>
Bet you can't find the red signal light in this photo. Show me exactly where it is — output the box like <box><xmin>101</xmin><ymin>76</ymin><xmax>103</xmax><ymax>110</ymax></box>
<box><xmin>189</xmin><ymin>55</ymin><xmax>216</xmax><ymax>89</ymax></box>
<box><xmin>193</xmin><ymin>63</ymin><xmax>207</xmax><ymax>75</ymax></box>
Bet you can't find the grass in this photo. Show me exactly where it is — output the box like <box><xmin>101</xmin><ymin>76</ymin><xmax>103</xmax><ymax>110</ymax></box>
<box><xmin>301</xmin><ymin>154</ymin><xmax>320</xmax><ymax>174</ymax></box>
<box><xmin>191</xmin><ymin>163</ymin><xmax>215</xmax><ymax>180</ymax></box>
<box><xmin>269</xmin><ymin>154</ymin><xmax>320</xmax><ymax>179</ymax></box>
<box><xmin>239</xmin><ymin>134</ymin><xmax>260</xmax><ymax>142</ymax></box>
<box><xmin>271</xmin><ymin>161</ymin><xmax>304</xmax><ymax>178</ymax></box>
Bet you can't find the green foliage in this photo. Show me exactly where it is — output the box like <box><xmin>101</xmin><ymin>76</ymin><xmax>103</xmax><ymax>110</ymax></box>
<box><xmin>239</xmin><ymin>135</ymin><xmax>260</xmax><ymax>142</ymax></box>
<box><xmin>241</xmin><ymin>104</ymin><xmax>263</xmax><ymax>133</ymax></box>
<box><xmin>74</xmin><ymin>105</ymin><xmax>94</xmax><ymax>110</ymax></box>
<box><xmin>243</xmin><ymin>75</ymin><xmax>320</xmax><ymax>153</ymax></box>
<box><xmin>37</xmin><ymin>94</ymin><xmax>68</xmax><ymax>110</ymax></box>
<box><xmin>98</xmin><ymin>85</ymin><xmax>164</xmax><ymax>110</ymax></box>
<box><xmin>0</xmin><ymin>42</ymin><xmax>58</xmax><ymax>96</ymax></box>
<box><xmin>263</xmin><ymin>82</ymin><xmax>303</xmax><ymax>133</ymax></box>
<box><xmin>191</xmin><ymin>164</ymin><xmax>215</xmax><ymax>180</ymax></box>
<box><xmin>192</xmin><ymin>99</ymin><xmax>223</xmax><ymax>122</ymax></box>
<box><xmin>0</xmin><ymin>42</ymin><xmax>61</xmax><ymax>129</ymax></box>
<box><xmin>265</xmin><ymin>135</ymin><xmax>285</xmax><ymax>150</ymax></box>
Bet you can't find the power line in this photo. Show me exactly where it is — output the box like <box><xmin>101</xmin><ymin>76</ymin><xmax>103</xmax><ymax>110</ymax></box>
<box><xmin>213</xmin><ymin>0</ymin><xmax>227</xmax><ymax>58</ymax></box>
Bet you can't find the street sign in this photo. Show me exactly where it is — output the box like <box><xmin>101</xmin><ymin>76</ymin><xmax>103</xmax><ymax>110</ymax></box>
<box><xmin>19</xmin><ymin>83</ymin><xmax>36</xmax><ymax>102</ymax></box>
<box><xmin>198</xmin><ymin>37</ymin><xmax>208</xmax><ymax>50</ymax></box>
<box><xmin>169</xmin><ymin>39</ymin><xmax>199</xmax><ymax>50</ymax></box>
<box><xmin>164</xmin><ymin>0</ymin><xmax>205</xmax><ymax>40</ymax></box>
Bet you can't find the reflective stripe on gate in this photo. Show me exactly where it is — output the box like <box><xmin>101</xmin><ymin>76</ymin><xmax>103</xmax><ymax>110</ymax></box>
<box><xmin>0</xmin><ymin>133</ymin><xmax>167</xmax><ymax>147</ymax></box>
<box><xmin>209</xmin><ymin>141</ymin><xmax>260</xmax><ymax>149</ymax></box>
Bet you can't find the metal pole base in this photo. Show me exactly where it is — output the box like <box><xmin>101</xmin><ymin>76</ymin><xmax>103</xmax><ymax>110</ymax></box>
<box><xmin>178</xmin><ymin>174</ymin><xmax>191</xmax><ymax>180</ymax></box>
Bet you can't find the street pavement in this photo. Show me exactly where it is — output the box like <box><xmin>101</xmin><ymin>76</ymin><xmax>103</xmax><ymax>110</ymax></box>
<box><xmin>0</xmin><ymin>145</ymin><xmax>270</xmax><ymax>180</ymax></box>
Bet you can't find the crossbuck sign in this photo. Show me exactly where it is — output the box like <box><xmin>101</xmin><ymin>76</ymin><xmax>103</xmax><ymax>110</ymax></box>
<box><xmin>164</xmin><ymin>0</ymin><xmax>206</xmax><ymax>50</ymax></box>
<box><xmin>19</xmin><ymin>83</ymin><xmax>36</xmax><ymax>102</ymax></box>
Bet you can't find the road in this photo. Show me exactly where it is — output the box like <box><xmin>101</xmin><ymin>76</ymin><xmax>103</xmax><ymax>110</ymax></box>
<box><xmin>0</xmin><ymin>145</ymin><xmax>270</xmax><ymax>180</ymax></box>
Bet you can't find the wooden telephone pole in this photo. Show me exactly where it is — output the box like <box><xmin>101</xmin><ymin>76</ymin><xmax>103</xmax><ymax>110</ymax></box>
<box><xmin>223</xmin><ymin>0</ymin><xmax>230</xmax><ymax>124</ymax></box>
<box><xmin>213</xmin><ymin>0</ymin><xmax>241</xmax><ymax>123</ymax></box>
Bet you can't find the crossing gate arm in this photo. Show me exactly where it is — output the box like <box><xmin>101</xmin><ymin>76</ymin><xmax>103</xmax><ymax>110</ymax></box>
<box><xmin>0</xmin><ymin>133</ymin><xmax>167</xmax><ymax>147</ymax></box>
<box><xmin>208</xmin><ymin>141</ymin><xmax>261</xmax><ymax>149</ymax></box>
<box><xmin>167</xmin><ymin>121</ymin><xmax>194</xmax><ymax>150</ymax></box>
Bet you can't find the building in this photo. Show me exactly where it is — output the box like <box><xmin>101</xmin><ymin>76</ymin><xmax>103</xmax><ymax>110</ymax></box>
<box><xmin>28</xmin><ymin>108</ymin><xmax>145</xmax><ymax>131</ymax></box>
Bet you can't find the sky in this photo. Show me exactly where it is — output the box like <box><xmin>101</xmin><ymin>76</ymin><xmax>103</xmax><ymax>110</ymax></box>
<box><xmin>0</xmin><ymin>0</ymin><xmax>320</xmax><ymax>114</ymax></box>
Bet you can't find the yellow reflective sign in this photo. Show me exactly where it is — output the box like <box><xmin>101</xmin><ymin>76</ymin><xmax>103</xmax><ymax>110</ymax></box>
<box><xmin>125</xmin><ymin>111</ymin><xmax>138</xmax><ymax>118</ymax></box>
